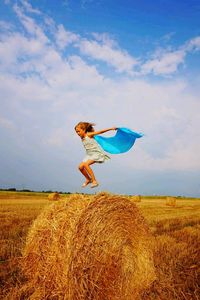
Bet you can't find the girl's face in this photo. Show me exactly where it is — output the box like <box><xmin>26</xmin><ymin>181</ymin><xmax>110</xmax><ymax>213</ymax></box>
<box><xmin>75</xmin><ymin>126</ymin><xmax>86</xmax><ymax>138</ymax></box>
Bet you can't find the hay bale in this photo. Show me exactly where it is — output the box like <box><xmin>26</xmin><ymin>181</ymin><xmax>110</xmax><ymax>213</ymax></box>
<box><xmin>131</xmin><ymin>195</ymin><xmax>142</xmax><ymax>202</ymax></box>
<box><xmin>94</xmin><ymin>190</ymin><xmax>113</xmax><ymax>198</ymax></box>
<box><xmin>166</xmin><ymin>197</ymin><xmax>176</xmax><ymax>207</ymax></box>
<box><xmin>18</xmin><ymin>193</ymin><xmax>155</xmax><ymax>299</ymax></box>
<box><xmin>48</xmin><ymin>192</ymin><xmax>60</xmax><ymax>201</ymax></box>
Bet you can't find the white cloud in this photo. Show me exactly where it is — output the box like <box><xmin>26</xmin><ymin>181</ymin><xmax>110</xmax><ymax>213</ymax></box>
<box><xmin>186</xmin><ymin>36</ymin><xmax>200</xmax><ymax>52</ymax></box>
<box><xmin>56</xmin><ymin>24</ymin><xmax>79</xmax><ymax>49</ymax></box>
<box><xmin>54</xmin><ymin>26</ymin><xmax>138</xmax><ymax>74</ymax></box>
<box><xmin>142</xmin><ymin>49</ymin><xmax>186</xmax><ymax>75</ymax></box>
<box><xmin>0</xmin><ymin>20</ymin><xmax>14</xmax><ymax>31</ymax></box>
<box><xmin>0</xmin><ymin>32</ymin><xmax>48</xmax><ymax>75</ymax></box>
<box><xmin>0</xmin><ymin>0</ymin><xmax>200</xmax><ymax>177</ymax></box>
<box><xmin>11</xmin><ymin>1</ymin><xmax>200</xmax><ymax>78</ymax></box>
<box><xmin>161</xmin><ymin>32</ymin><xmax>175</xmax><ymax>42</ymax></box>
<box><xmin>13</xmin><ymin>4</ymin><xmax>48</xmax><ymax>44</ymax></box>
<box><xmin>141</xmin><ymin>35</ymin><xmax>200</xmax><ymax>76</ymax></box>
<box><xmin>20</xmin><ymin>0</ymin><xmax>41</xmax><ymax>15</ymax></box>
<box><xmin>78</xmin><ymin>38</ymin><xmax>138</xmax><ymax>74</ymax></box>
<box><xmin>92</xmin><ymin>32</ymin><xmax>117</xmax><ymax>47</ymax></box>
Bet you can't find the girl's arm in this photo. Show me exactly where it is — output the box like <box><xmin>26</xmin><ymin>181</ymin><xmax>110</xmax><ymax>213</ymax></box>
<box><xmin>87</xmin><ymin>127</ymin><xmax>117</xmax><ymax>138</ymax></box>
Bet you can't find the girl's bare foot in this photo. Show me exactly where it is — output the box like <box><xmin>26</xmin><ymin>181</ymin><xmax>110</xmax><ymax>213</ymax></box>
<box><xmin>82</xmin><ymin>179</ymin><xmax>91</xmax><ymax>188</ymax></box>
<box><xmin>91</xmin><ymin>181</ymin><xmax>99</xmax><ymax>188</ymax></box>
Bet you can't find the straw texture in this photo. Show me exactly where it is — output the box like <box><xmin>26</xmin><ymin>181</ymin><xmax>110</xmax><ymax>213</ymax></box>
<box><xmin>131</xmin><ymin>195</ymin><xmax>142</xmax><ymax>202</ymax></box>
<box><xmin>18</xmin><ymin>193</ymin><xmax>155</xmax><ymax>299</ymax></box>
<box><xmin>166</xmin><ymin>197</ymin><xmax>176</xmax><ymax>207</ymax></box>
<box><xmin>48</xmin><ymin>192</ymin><xmax>60</xmax><ymax>201</ymax></box>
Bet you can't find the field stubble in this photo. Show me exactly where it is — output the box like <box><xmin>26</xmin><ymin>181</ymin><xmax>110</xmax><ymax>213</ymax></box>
<box><xmin>0</xmin><ymin>192</ymin><xmax>199</xmax><ymax>299</ymax></box>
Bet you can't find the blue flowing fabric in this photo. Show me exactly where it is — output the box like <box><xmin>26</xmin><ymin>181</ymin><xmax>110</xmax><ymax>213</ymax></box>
<box><xmin>94</xmin><ymin>127</ymin><xmax>143</xmax><ymax>154</ymax></box>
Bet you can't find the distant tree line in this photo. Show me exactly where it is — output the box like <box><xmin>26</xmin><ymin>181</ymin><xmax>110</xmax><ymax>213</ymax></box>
<box><xmin>0</xmin><ymin>188</ymin><xmax>72</xmax><ymax>194</ymax></box>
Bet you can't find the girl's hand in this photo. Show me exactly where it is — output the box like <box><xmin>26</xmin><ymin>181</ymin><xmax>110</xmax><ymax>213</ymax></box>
<box><xmin>88</xmin><ymin>127</ymin><xmax>117</xmax><ymax>137</ymax></box>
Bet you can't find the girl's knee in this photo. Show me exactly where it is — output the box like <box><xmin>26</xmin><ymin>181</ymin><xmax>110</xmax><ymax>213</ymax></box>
<box><xmin>78</xmin><ymin>162</ymin><xmax>85</xmax><ymax>170</ymax></box>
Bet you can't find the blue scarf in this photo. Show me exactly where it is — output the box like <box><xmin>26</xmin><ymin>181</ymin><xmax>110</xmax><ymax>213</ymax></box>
<box><xmin>94</xmin><ymin>127</ymin><xmax>143</xmax><ymax>154</ymax></box>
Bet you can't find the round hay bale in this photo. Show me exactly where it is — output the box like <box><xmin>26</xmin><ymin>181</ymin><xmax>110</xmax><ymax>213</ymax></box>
<box><xmin>19</xmin><ymin>194</ymin><xmax>155</xmax><ymax>299</ymax></box>
<box><xmin>131</xmin><ymin>195</ymin><xmax>142</xmax><ymax>202</ymax></box>
<box><xmin>48</xmin><ymin>192</ymin><xmax>60</xmax><ymax>201</ymax></box>
<box><xmin>166</xmin><ymin>196</ymin><xmax>176</xmax><ymax>207</ymax></box>
<box><xmin>94</xmin><ymin>190</ymin><xmax>113</xmax><ymax>198</ymax></box>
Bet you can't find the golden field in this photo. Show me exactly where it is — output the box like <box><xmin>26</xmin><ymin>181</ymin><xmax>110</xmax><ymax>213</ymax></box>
<box><xmin>0</xmin><ymin>191</ymin><xmax>199</xmax><ymax>300</ymax></box>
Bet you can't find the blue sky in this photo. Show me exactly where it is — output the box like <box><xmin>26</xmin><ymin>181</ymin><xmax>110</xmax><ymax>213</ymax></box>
<box><xmin>0</xmin><ymin>0</ymin><xmax>200</xmax><ymax>196</ymax></box>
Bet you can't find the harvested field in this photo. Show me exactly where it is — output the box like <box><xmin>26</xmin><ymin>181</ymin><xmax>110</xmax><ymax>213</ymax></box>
<box><xmin>0</xmin><ymin>191</ymin><xmax>199</xmax><ymax>299</ymax></box>
<box><xmin>166</xmin><ymin>196</ymin><xmax>176</xmax><ymax>207</ymax></box>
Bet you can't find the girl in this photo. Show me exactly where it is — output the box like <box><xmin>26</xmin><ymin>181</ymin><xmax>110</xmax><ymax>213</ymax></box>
<box><xmin>75</xmin><ymin>122</ymin><xmax>117</xmax><ymax>188</ymax></box>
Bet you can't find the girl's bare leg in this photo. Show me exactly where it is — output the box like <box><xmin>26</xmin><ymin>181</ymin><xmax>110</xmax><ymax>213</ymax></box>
<box><xmin>79</xmin><ymin>162</ymin><xmax>91</xmax><ymax>185</ymax></box>
<box><xmin>83</xmin><ymin>160</ymin><xmax>98</xmax><ymax>185</ymax></box>
<box><xmin>79</xmin><ymin>160</ymin><xmax>98</xmax><ymax>187</ymax></box>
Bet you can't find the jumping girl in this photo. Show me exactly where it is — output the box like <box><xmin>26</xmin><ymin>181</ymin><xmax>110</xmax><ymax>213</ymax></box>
<box><xmin>75</xmin><ymin>122</ymin><xmax>117</xmax><ymax>188</ymax></box>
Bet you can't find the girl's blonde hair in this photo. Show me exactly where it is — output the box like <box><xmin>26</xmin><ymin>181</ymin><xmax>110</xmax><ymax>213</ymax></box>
<box><xmin>75</xmin><ymin>122</ymin><xmax>95</xmax><ymax>133</ymax></box>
